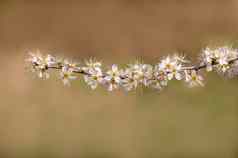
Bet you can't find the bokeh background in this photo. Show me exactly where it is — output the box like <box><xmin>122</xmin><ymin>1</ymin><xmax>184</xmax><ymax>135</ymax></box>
<box><xmin>1</xmin><ymin>0</ymin><xmax>238</xmax><ymax>158</ymax></box>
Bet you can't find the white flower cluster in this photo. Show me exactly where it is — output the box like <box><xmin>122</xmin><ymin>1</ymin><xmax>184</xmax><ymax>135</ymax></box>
<box><xmin>82</xmin><ymin>59</ymin><xmax>103</xmax><ymax>89</ymax></box>
<box><xmin>26</xmin><ymin>46</ymin><xmax>238</xmax><ymax>91</ymax></box>
<box><xmin>202</xmin><ymin>46</ymin><xmax>238</xmax><ymax>73</ymax></box>
<box><xmin>26</xmin><ymin>51</ymin><xmax>56</xmax><ymax>79</ymax></box>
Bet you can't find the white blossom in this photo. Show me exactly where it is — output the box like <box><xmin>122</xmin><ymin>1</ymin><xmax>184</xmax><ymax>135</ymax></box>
<box><xmin>202</xmin><ymin>47</ymin><xmax>214</xmax><ymax>71</ymax></box>
<box><xmin>84</xmin><ymin>67</ymin><xmax>103</xmax><ymax>89</ymax></box>
<box><xmin>82</xmin><ymin>59</ymin><xmax>103</xmax><ymax>89</ymax></box>
<box><xmin>125</xmin><ymin>63</ymin><xmax>153</xmax><ymax>87</ymax></box>
<box><xmin>120</xmin><ymin>63</ymin><xmax>152</xmax><ymax>91</ymax></box>
<box><xmin>159</xmin><ymin>56</ymin><xmax>183</xmax><ymax>80</ymax></box>
<box><xmin>153</xmin><ymin>65</ymin><xmax>168</xmax><ymax>90</ymax></box>
<box><xmin>60</xmin><ymin>66</ymin><xmax>77</xmax><ymax>86</ymax></box>
<box><xmin>185</xmin><ymin>70</ymin><xmax>204</xmax><ymax>87</ymax></box>
<box><xmin>104</xmin><ymin>64</ymin><xmax>123</xmax><ymax>91</ymax></box>
<box><xmin>121</xmin><ymin>68</ymin><xmax>139</xmax><ymax>91</ymax></box>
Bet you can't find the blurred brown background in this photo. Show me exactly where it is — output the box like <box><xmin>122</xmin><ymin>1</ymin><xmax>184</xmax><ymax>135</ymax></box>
<box><xmin>1</xmin><ymin>0</ymin><xmax>238</xmax><ymax>158</ymax></box>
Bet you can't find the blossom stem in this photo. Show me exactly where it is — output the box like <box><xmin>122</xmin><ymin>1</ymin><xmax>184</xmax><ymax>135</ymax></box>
<box><xmin>43</xmin><ymin>57</ymin><xmax>238</xmax><ymax>75</ymax></box>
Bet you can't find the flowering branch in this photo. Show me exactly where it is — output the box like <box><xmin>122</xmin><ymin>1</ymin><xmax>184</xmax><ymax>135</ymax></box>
<box><xmin>26</xmin><ymin>46</ymin><xmax>238</xmax><ymax>91</ymax></box>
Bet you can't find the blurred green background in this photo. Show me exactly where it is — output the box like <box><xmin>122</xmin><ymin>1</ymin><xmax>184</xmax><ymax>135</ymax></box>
<box><xmin>1</xmin><ymin>0</ymin><xmax>238</xmax><ymax>158</ymax></box>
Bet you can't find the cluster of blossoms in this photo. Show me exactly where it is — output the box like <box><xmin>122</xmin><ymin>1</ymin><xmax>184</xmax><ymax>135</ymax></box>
<box><xmin>202</xmin><ymin>46</ymin><xmax>238</xmax><ymax>73</ymax></box>
<box><xmin>26</xmin><ymin>46</ymin><xmax>238</xmax><ymax>92</ymax></box>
